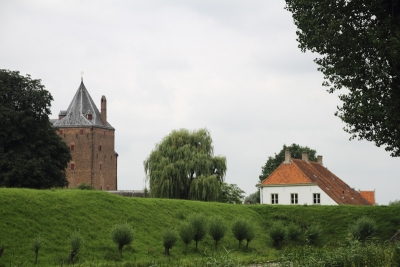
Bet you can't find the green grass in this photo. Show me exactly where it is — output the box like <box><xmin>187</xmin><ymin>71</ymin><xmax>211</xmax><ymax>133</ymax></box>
<box><xmin>0</xmin><ymin>188</ymin><xmax>399</xmax><ymax>266</ymax></box>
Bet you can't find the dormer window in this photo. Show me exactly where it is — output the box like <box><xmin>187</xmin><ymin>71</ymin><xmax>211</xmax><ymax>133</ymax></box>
<box><xmin>87</xmin><ymin>114</ymin><xmax>92</xmax><ymax>120</ymax></box>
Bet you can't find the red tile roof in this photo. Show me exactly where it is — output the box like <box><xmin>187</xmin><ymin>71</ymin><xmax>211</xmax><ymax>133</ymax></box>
<box><xmin>260</xmin><ymin>159</ymin><xmax>371</xmax><ymax>205</ymax></box>
<box><xmin>359</xmin><ymin>191</ymin><xmax>375</xmax><ymax>205</ymax></box>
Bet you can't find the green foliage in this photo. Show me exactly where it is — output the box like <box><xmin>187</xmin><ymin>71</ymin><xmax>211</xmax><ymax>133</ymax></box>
<box><xmin>269</xmin><ymin>222</ymin><xmax>286</xmax><ymax>248</ymax></box>
<box><xmin>144</xmin><ymin>128</ymin><xmax>227</xmax><ymax>201</ymax></box>
<box><xmin>0</xmin><ymin>240</ymin><xmax>4</xmax><ymax>258</ymax></box>
<box><xmin>286</xmin><ymin>222</ymin><xmax>302</xmax><ymax>241</ymax></box>
<box><xmin>349</xmin><ymin>216</ymin><xmax>377</xmax><ymax>242</ymax></box>
<box><xmin>179</xmin><ymin>221</ymin><xmax>194</xmax><ymax>251</ymax></box>
<box><xmin>219</xmin><ymin>183</ymin><xmax>245</xmax><ymax>204</ymax></box>
<box><xmin>188</xmin><ymin>214</ymin><xmax>207</xmax><ymax>251</ymax></box>
<box><xmin>162</xmin><ymin>228</ymin><xmax>178</xmax><ymax>255</ymax></box>
<box><xmin>231</xmin><ymin>218</ymin><xmax>253</xmax><ymax>249</ymax></box>
<box><xmin>208</xmin><ymin>216</ymin><xmax>227</xmax><ymax>250</ymax></box>
<box><xmin>244</xmin><ymin>191</ymin><xmax>260</xmax><ymax>204</ymax></box>
<box><xmin>0</xmin><ymin>69</ymin><xmax>71</xmax><ymax>188</ymax></box>
<box><xmin>389</xmin><ymin>199</ymin><xmax>400</xmax><ymax>206</ymax></box>
<box><xmin>76</xmin><ymin>183</ymin><xmax>95</xmax><ymax>190</ymax></box>
<box><xmin>258</xmin><ymin>144</ymin><xmax>317</xmax><ymax>182</ymax></box>
<box><xmin>67</xmin><ymin>231</ymin><xmax>83</xmax><ymax>263</ymax></box>
<box><xmin>284</xmin><ymin>0</ymin><xmax>400</xmax><ymax>156</ymax></box>
<box><xmin>111</xmin><ymin>222</ymin><xmax>134</xmax><ymax>258</ymax></box>
<box><xmin>306</xmin><ymin>223</ymin><xmax>322</xmax><ymax>245</ymax></box>
<box><xmin>244</xmin><ymin>223</ymin><xmax>255</xmax><ymax>249</ymax></box>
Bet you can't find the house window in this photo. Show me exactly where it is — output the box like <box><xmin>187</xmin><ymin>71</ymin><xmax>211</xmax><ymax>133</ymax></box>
<box><xmin>71</xmin><ymin>163</ymin><xmax>75</xmax><ymax>170</ymax></box>
<box><xmin>291</xmin><ymin>193</ymin><xmax>298</xmax><ymax>204</ymax></box>
<box><xmin>313</xmin><ymin>193</ymin><xmax>321</xmax><ymax>204</ymax></box>
<box><xmin>70</xmin><ymin>145</ymin><xmax>75</xmax><ymax>151</ymax></box>
<box><xmin>271</xmin><ymin>194</ymin><xmax>278</xmax><ymax>204</ymax></box>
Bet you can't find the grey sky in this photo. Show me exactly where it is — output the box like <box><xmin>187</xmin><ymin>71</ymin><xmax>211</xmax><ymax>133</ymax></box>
<box><xmin>1</xmin><ymin>0</ymin><xmax>398</xmax><ymax>204</ymax></box>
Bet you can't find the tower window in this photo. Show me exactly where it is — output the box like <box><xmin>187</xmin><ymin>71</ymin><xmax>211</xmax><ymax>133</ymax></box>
<box><xmin>100</xmin><ymin>164</ymin><xmax>102</xmax><ymax>170</ymax></box>
<box><xmin>59</xmin><ymin>130</ymin><xmax>63</xmax><ymax>135</ymax></box>
<box><xmin>80</xmin><ymin>130</ymin><xmax>84</xmax><ymax>134</ymax></box>
<box><xmin>71</xmin><ymin>163</ymin><xmax>75</xmax><ymax>170</ymax></box>
<box><xmin>99</xmin><ymin>145</ymin><xmax>102</xmax><ymax>151</ymax></box>
<box><xmin>70</xmin><ymin>145</ymin><xmax>75</xmax><ymax>151</ymax></box>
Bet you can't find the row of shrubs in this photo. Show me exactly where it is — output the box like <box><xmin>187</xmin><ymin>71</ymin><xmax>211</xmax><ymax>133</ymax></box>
<box><xmin>268</xmin><ymin>216</ymin><xmax>378</xmax><ymax>248</ymax></box>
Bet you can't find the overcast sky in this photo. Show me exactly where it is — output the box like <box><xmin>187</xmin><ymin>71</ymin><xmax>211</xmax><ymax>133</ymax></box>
<box><xmin>1</xmin><ymin>0</ymin><xmax>399</xmax><ymax>204</ymax></box>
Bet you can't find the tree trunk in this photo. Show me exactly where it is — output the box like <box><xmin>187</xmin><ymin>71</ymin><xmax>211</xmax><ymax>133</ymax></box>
<box><xmin>67</xmin><ymin>250</ymin><xmax>77</xmax><ymax>264</ymax></box>
<box><xmin>164</xmin><ymin>247</ymin><xmax>169</xmax><ymax>255</ymax></box>
<box><xmin>0</xmin><ymin>247</ymin><xmax>3</xmax><ymax>258</ymax></box>
<box><xmin>215</xmin><ymin>240</ymin><xmax>218</xmax><ymax>251</ymax></box>
<box><xmin>118</xmin><ymin>245</ymin><xmax>123</xmax><ymax>258</ymax></box>
<box><xmin>246</xmin><ymin>240</ymin><xmax>249</xmax><ymax>249</ymax></box>
<box><xmin>195</xmin><ymin>240</ymin><xmax>198</xmax><ymax>252</ymax></box>
<box><xmin>238</xmin><ymin>240</ymin><xmax>241</xmax><ymax>249</ymax></box>
<box><xmin>34</xmin><ymin>249</ymin><xmax>38</xmax><ymax>264</ymax></box>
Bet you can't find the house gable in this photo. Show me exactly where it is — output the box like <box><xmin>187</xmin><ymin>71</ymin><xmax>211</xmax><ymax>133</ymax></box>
<box><xmin>260</xmin><ymin>161</ymin><xmax>312</xmax><ymax>185</ymax></box>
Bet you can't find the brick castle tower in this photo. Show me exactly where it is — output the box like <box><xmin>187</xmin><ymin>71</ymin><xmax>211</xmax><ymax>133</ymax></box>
<box><xmin>52</xmin><ymin>80</ymin><xmax>117</xmax><ymax>190</ymax></box>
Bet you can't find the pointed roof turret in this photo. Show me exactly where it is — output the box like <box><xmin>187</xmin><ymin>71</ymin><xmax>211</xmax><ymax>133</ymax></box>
<box><xmin>53</xmin><ymin>80</ymin><xmax>114</xmax><ymax>129</ymax></box>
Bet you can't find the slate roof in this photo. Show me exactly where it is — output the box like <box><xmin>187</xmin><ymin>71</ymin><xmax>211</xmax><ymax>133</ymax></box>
<box><xmin>260</xmin><ymin>159</ymin><xmax>371</xmax><ymax>205</ymax></box>
<box><xmin>53</xmin><ymin>80</ymin><xmax>114</xmax><ymax>129</ymax></box>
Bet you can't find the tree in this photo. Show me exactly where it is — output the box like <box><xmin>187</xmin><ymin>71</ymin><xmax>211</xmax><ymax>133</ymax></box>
<box><xmin>284</xmin><ymin>1</ymin><xmax>400</xmax><ymax>156</ymax></box>
<box><xmin>231</xmin><ymin>218</ymin><xmax>252</xmax><ymax>249</ymax></box>
<box><xmin>349</xmin><ymin>216</ymin><xmax>377</xmax><ymax>242</ymax></box>
<box><xmin>144</xmin><ymin>128</ymin><xmax>227</xmax><ymax>201</ymax></box>
<box><xmin>244</xmin><ymin>191</ymin><xmax>260</xmax><ymax>204</ymax></box>
<box><xmin>179</xmin><ymin>222</ymin><xmax>194</xmax><ymax>252</ymax></box>
<box><xmin>30</xmin><ymin>235</ymin><xmax>45</xmax><ymax>264</ymax></box>
<box><xmin>258</xmin><ymin>144</ymin><xmax>317</xmax><ymax>182</ymax></box>
<box><xmin>220</xmin><ymin>183</ymin><xmax>245</xmax><ymax>204</ymax></box>
<box><xmin>208</xmin><ymin>216</ymin><xmax>227</xmax><ymax>250</ymax></box>
<box><xmin>0</xmin><ymin>70</ymin><xmax>71</xmax><ymax>188</ymax></box>
<box><xmin>67</xmin><ymin>231</ymin><xmax>83</xmax><ymax>264</ymax></box>
<box><xmin>111</xmin><ymin>223</ymin><xmax>134</xmax><ymax>258</ymax></box>
<box><xmin>189</xmin><ymin>214</ymin><xmax>207</xmax><ymax>252</ymax></box>
<box><xmin>162</xmin><ymin>229</ymin><xmax>178</xmax><ymax>255</ymax></box>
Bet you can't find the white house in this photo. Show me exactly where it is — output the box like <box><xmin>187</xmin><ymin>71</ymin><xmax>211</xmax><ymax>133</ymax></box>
<box><xmin>259</xmin><ymin>150</ymin><xmax>374</xmax><ymax>206</ymax></box>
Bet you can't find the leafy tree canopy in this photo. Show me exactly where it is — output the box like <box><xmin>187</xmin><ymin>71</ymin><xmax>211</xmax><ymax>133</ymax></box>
<box><xmin>220</xmin><ymin>183</ymin><xmax>245</xmax><ymax>204</ymax></box>
<box><xmin>284</xmin><ymin>0</ymin><xmax>400</xmax><ymax>156</ymax></box>
<box><xmin>0</xmin><ymin>70</ymin><xmax>71</xmax><ymax>188</ymax></box>
<box><xmin>258</xmin><ymin>143</ymin><xmax>317</xmax><ymax>182</ymax></box>
<box><xmin>144</xmin><ymin>128</ymin><xmax>227</xmax><ymax>201</ymax></box>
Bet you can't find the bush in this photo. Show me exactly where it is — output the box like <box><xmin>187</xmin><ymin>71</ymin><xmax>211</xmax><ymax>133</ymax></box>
<box><xmin>162</xmin><ymin>229</ymin><xmax>178</xmax><ymax>255</ymax></box>
<box><xmin>67</xmin><ymin>231</ymin><xmax>83</xmax><ymax>263</ymax></box>
<box><xmin>286</xmin><ymin>222</ymin><xmax>302</xmax><ymax>241</ymax></box>
<box><xmin>349</xmin><ymin>216</ymin><xmax>377</xmax><ymax>242</ymax></box>
<box><xmin>179</xmin><ymin>221</ymin><xmax>194</xmax><ymax>251</ymax></box>
<box><xmin>306</xmin><ymin>223</ymin><xmax>321</xmax><ymax>245</ymax></box>
<box><xmin>244</xmin><ymin>223</ymin><xmax>255</xmax><ymax>249</ymax></box>
<box><xmin>209</xmin><ymin>216</ymin><xmax>227</xmax><ymax>250</ymax></box>
<box><xmin>269</xmin><ymin>221</ymin><xmax>286</xmax><ymax>248</ymax></box>
<box><xmin>244</xmin><ymin>191</ymin><xmax>260</xmax><ymax>204</ymax></box>
<box><xmin>188</xmin><ymin>214</ymin><xmax>207</xmax><ymax>251</ymax></box>
<box><xmin>111</xmin><ymin>222</ymin><xmax>134</xmax><ymax>258</ymax></box>
<box><xmin>30</xmin><ymin>235</ymin><xmax>45</xmax><ymax>264</ymax></box>
<box><xmin>76</xmin><ymin>183</ymin><xmax>95</xmax><ymax>190</ymax></box>
<box><xmin>389</xmin><ymin>199</ymin><xmax>400</xmax><ymax>206</ymax></box>
<box><xmin>232</xmin><ymin>218</ymin><xmax>252</xmax><ymax>249</ymax></box>
<box><xmin>0</xmin><ymin>241</ymin><xmax>4</xmax><ymax>258</ymax></box>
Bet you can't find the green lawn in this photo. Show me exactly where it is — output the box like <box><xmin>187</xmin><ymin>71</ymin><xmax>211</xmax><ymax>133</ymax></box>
<box><xmin>0</xmin><ymin>188</ymin><xmax>399</xmax><ymax>266</ymax></box>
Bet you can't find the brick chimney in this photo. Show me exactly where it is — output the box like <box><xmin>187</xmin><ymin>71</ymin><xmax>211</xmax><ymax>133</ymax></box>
<box><xmin>284</xmin><ymin>149</ymin><xmax>291</xmax><ymax>164</ymax></box>
<box><xmin>302</xmin><ymin>152</ymin><xmax>308</xmax><ymax>162</ymax></box>
<box><xmin>317</xmin><ymin>155</ymin><xmax>323</xmax><ymax>165</ymax></box>
<box><xmin>101</xmin><ymin>96</ymin><xmax>107</xmax><ymax>126</ymax></box>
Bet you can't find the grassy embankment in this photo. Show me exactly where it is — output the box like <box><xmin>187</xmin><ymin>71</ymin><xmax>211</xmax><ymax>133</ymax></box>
<box><xmin>0</xmin><ymin>188</ymin><xmax>399</xmax><ymax>266</ymax></box>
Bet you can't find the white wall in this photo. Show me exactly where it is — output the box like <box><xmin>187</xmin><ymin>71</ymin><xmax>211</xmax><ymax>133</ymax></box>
<box><xmin>260</xmin><ymin>185</ymin><xmax>338</xmax><ymax>205</ymax></box>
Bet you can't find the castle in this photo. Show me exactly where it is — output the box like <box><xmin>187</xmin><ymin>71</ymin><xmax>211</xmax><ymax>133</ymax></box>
<box><xmin>51</xmin><ymin>80</ymin><xmax>118</xmax><ymax>190</ymax></box>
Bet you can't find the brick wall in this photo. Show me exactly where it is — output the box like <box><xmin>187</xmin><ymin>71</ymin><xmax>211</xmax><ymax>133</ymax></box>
<box><xmin>58</xmin><ymin>126</ymin><xmax>117</xmax><ymax>190</ymax></box>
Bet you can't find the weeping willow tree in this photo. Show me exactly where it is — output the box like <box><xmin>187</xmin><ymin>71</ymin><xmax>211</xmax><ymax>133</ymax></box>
<box><xmin>144</xmin><ymin>128</ymin><xmax>227</xmax><ymax>201</ymax></box>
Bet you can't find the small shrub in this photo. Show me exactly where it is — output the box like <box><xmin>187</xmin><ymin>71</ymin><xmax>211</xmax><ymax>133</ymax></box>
<box><xmin>244</xmin><ymin>223</ymin><xmax>255</xmax><ymax>249</ymax></box>
<box><xmin>269</xmin><ymin>221</ymin><xmax>286</xmax><ymax>248</ymax></box>
<box><xmin>162</xmin><ymin>229</ymin><xmax>178</xmax><ymax>255</ymax></box>
<box><xmin>209</xmin><ymin>216</ymin><xmax>227</xmax><ymax>250</ymax></box>
<box><xmin>111</xmin><ymin>222</ymin><xmax>134</xmax><ymax>258</ymax></box>
<box><xmin>179</xmin><ymin>221</ymin><xmax>194</xmax><ymax>252</ymax></box>
<box><xmin>349</xmin><ymin>216</ymin><xmax>377</xmax><ymax>242</ymax></box>
<box><xmin>67</xmin><ymin>231</ymin><xmax>83</xmax><ymax>263</ymax></box>
<box><xmin>76</xmin><ymin>183</ymin><xmax>94</xmax><ymax>190</ymax></box>
<box><xmin>188</xmin><ymin>214</ymin><xmax>207</xmax><ymax>251</ymax></box>
<box><xmin>30</xmin><ymin>235</ymin><xmax>45</xmax><ymax>264</ymax></box>
<box><xmin>286</xmin><ymin>222</ymin><xmax>302</xmax><ymax>241</ymax></box>
<box><xmin>306</xmin><ymin>223</ymin><xmax>321</xmax><ymax>245</ymax></box>
<box><xmin>232</xmin><ymin>218</ymin><xmax>251</xmax><ymax>249</ymax></box>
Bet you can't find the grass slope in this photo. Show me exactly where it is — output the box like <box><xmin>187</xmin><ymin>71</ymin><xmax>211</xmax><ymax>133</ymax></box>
<box><xmin>0</xmin><ymin>189</ymin><xmax>399</xmax><ymax>266</ymax></box>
